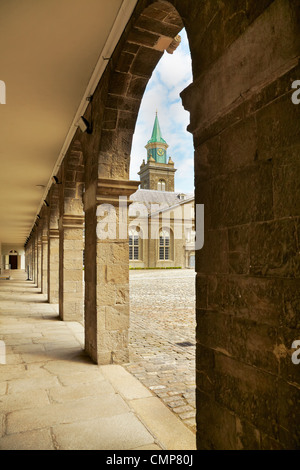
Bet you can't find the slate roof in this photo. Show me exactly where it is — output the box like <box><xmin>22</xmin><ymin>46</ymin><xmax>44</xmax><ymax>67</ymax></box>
<box><xmin>129</xmin><ymin>189</ymin><xmax>194</xmax><ymax>214</ymax></box>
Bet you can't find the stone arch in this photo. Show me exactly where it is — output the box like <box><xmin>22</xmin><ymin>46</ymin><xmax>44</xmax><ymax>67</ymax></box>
<box><xmin>58</xmin><ymin>0</ymin><xmax>300</xmax><ymax>450</ymax></box>
<box><xmin>74</xmin><ymin>0</ymin><xmax>188</xmax><ymax>366</ymax></box>
<box><xmin>79</xmin><ymin>1</ymin><xmax>185</xmax><ymax>183</ymax></box>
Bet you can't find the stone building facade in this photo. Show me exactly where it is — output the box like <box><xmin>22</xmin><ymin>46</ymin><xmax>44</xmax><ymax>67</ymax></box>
<box><xmin>129</xmin><ymin>112</ymin><xmax>195</xmax><ymax>269</ymax></box>
<box><xmin>23</xmin><ymin>0</ymin><xmax>300</xmax><ymax>450</ymax></box>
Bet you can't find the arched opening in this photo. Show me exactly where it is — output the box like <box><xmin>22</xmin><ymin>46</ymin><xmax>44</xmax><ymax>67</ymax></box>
<box><xmin>159</xmin><ymin>228</ymin><xmax>171</xmax><ymax>260</ymax></box>
<box><xmin>157</xmin><ymin>179</ymin><xmax>166</xmax><ymax>191</ymax></box>
<box><xmin>125</xmin><ymin>15</ymin><xmax>196</xmax><ymax>433</ymax></box>
<box><xmin>129</xmin><ymin>228</ymin><xmax>140</xmax><ymax>261</ymax></box>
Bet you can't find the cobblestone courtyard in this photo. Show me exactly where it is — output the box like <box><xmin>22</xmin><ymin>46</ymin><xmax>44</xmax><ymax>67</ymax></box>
<box><xmin>125</xmin><ymin>269</ymin><xmax>196</xmax><ymax>432</ymax></box>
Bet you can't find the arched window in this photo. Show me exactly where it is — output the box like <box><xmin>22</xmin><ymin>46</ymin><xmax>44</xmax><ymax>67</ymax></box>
<box><xmin>159</xmin><ymin>229</ymin><xmax>170</xmax><ymax>260</ymax></box>
<box><xmin>157</xmin><ymin>179</ymin><xmax>166</xmax><ymax>191</ymax></box>
<box><xmin>129</xmin><ymin>229</ymin><xmax>139</xmax><ymax>260</ymax></box>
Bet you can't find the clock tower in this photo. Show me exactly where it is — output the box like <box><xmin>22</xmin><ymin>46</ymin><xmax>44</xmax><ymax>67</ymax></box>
<box><xmin>138</xmin><ymin>112</ymin><xmax>176</xmax><ymax>191</ymax></box>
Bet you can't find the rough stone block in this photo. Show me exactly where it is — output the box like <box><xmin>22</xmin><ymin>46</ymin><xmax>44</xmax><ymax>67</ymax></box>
<box><xmin>273</xmin><ymin>155</ymin><xmax>300</xmax><ymax>218</ymax></box>
<box><xmin>210</xmin><ymin>162</ymin><xmax>273</xmax><ymax>228</ymax></box>
<box><xmin>249</xmin><ymin>219</ymin><xmax>300</xmax><ymax>278</ymax></box>
<box><xmin>130</xmin><ymin>47</ymin><xmax>163</xmax><ymax>77</ymax></box>
<box><xmin>127</xmin><ymin>76</ymin><xmax>148</xmax><ymax>99</ymax></box>
<box><xmin>278</xmin><ymin>380</ymin><xmax>300</xmax><ymax>449</ymax></box>
<box><xmin>220</xmin><ymin>116</ymin><xmax>257</xmax><ymax>173</ymax></box>
<box><xmin>105</xmin><ymin>306</ymin><xmax>129</xmax><ymax>331</ymax></box>
<box><xmin>214</xmin><ymin>354</ymin><xmax>279</xmax><ymax>439</ymax></box>
<box><xmin>196</xmin><ymin>389</ymin><xmax>237</xmax><ymax>450</ymax></box>
<box><xmin>257</xmin><ymin>94</ymin><xmax>300</xmax><ymax>161</ymax></box>
<box><xmin>196</xmin><ymin>229</ymin><xmax>228</xmax><ymax>274</ymax></box>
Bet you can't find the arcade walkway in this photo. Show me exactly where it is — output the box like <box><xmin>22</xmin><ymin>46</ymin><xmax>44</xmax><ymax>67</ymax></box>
<box><xmin>0</xmin><ymin>271</ymin><xmax>195</xmax><ymax>450</ymax></box>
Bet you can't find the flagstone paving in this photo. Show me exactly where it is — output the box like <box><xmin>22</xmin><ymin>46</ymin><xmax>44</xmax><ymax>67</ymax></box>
<box><xmin>0</xmin><ymin>272</ymin><xmax>196</xmax><ymax>450</ymax></box>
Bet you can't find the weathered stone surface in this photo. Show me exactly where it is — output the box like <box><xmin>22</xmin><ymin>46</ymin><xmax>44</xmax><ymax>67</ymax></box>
<box><xmin>0</xmin><ymin>429</ymin><xmax>55</xmax><ymax>450</ymax></box>
<box><xmin>196</xmin><ymin>390</ymin><xmax>237</xmax><ymax>450</ymax></box>
<box><xmin>249</xmin><ymin>219</ymin><xmax>300</xmax><ymax>278</ymax></box>
<box><xmin>257</xmin><ymin>94</ymin><xmax>300</xmax><ymax>161</ymax></box>
<box><xmin>273</xmin><ymin>154</ymin><xmax>300</xmax><ymax>218</ymax></box>
<box><xmin>130</xmin><ymin>47</ymin><xmax>163</xmax><ymax>77</ymax></box>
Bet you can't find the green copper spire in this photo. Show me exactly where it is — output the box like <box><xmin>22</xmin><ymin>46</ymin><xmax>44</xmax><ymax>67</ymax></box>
<box><xmin>147</xmin><ymin>112</ymin><xmax>167</xmax><ymax>145</ymax></box>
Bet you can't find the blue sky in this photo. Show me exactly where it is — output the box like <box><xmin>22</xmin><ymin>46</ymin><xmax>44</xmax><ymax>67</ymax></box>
<box><xmin>130</xmin><ymin>29</ymin><xmax>194</xmax><ymax>193</ymax></box>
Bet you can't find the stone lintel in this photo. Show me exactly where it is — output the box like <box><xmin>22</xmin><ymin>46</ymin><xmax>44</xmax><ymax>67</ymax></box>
<box><xmin>96</xmin><ymin>178</ymin><xmax>140</xmax><ymax>207</ymax></box>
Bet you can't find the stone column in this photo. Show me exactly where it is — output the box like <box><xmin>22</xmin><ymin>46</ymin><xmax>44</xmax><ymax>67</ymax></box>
<box><xmin>84</xmin><ymin>178</ymin><xmax>139</xmax><ymax>365</ymax></box>
<box><xmin>41</xmin><ymin>235</ymin><xmax>48</xmax><ymax>295</ymax></box>
<box><xmin>33</xmin><ymin>235</ymin><xmax>38</xmax><ymax>285</ymax></box>
<box><xmin>40</xmin><ymin>209</ymin><xmax>49</xmax><ymax>295</ymax></box>
<box><xmin>59</xmin><ymin>215</ymin><xmax>84</xmax><ymax>322</ymax></box>
<box><xmin>48</xmin><ymin>229</ymin><xmax>59</xmax><ymax>304</ymax></box>
<box><xmin>47</xmin><ymin>184</ymin><xmax>59</xmax><ymax>304</ymax></box>
<box><xmin>37</xmin><ymin>233</ymin><xmax>42</xmax><ymax>290</ymax></box>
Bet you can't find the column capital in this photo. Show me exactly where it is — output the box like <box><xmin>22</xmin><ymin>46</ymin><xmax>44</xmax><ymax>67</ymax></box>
<box><xmin>60</xmin><ymin>214</ymin><xmax>85</xmax><ymax>229</ymax></box>
<box><xmin>49</xmin><ymin>228</ymin><xmax>59</xmax><ymax>239</ymax></box>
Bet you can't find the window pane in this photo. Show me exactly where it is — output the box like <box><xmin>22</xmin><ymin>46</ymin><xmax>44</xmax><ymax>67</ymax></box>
<box><xmin>134</xmin><ymin>246</ymin><xmax>139</xmax><ymax>260</ymax></box>
<box><xmin>165</xmin><ymin>247</ymin><xmax>169</xmax><ymax>260</ymax></box>
<box><xmin>165</xmin><ymin>237</ymin><xmax>170</xmax><ymax>246</ymax></box>
<box><xmin>159</xmin><ymin>247</ymin><xmax>164</xmax><ymax>260</ymax></box>
<box><xmin>129</xmin><ymin>246</ymin><xmax>133</xmax><ymax>260</ymax></box>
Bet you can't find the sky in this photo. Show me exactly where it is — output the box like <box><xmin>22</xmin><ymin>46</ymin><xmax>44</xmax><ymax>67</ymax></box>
<box><xmin>130</xmin><ymin>29</ymin><xmax>194</xmax><ymax>193</ymax></box>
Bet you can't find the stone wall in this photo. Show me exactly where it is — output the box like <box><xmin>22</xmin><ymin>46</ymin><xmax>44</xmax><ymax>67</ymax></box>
<box><xmin>179</xmin><ymin>0</ymin><xmax>300</xmax><ymax>450</ymax></box>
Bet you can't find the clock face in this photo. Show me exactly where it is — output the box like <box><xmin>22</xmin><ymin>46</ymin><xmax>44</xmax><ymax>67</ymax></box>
<box><xmin>157</xmin><ymin>148</ymin><xmax>164</xmax><ymax>156</ymax></box>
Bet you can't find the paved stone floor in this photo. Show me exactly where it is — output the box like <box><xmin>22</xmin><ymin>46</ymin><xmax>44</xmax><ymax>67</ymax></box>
<box><xmin>126</xmin><ymin>269</ymin><xmax>196</xmax><ymax>432</ymax></box>
<box><xmin>0</xmin><ymin>271</ymin><xmax>196</xmax><ymax>450</ymax></box>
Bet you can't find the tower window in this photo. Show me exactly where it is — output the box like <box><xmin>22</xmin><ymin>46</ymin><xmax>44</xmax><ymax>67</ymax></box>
<box><xmin>159</xmin><ymin>229</ymin><xmax>170</xmax><ymax>260</ymax></box>
<box><xmin>129</xmin><ymin>229</ymin><xmax>139</xmax><ymax>260</ymax></box>
<box><xmin>157</xmin><ymin>179</ymin><xmax>166</xmax><ymax>191</ymax></box>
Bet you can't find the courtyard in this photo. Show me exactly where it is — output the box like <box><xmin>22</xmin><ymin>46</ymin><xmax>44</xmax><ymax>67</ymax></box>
<box><xmin>126</xmin><ymin>269</ymin><xmax>196</xmax><ymax>432</ymax></box>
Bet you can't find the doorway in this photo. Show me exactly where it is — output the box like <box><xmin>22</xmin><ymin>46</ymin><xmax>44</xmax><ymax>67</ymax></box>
<box><xmin>9</xmin><ymin>254</ymin><xmax>18</xmax><ymax>269</ymax></box>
